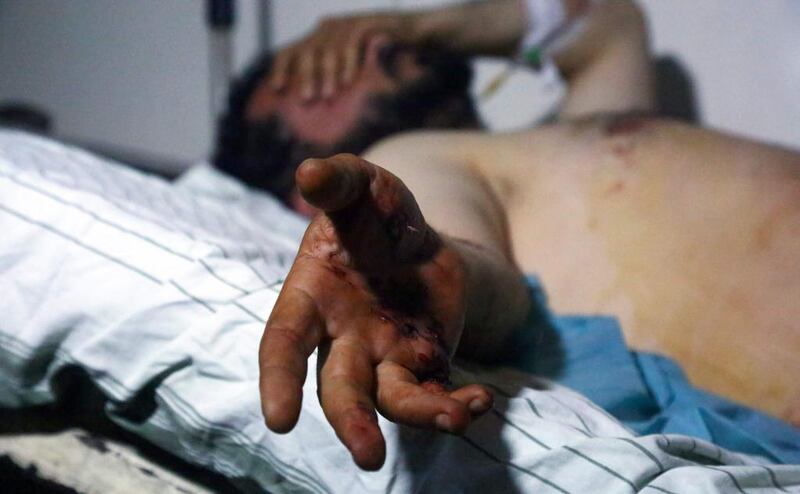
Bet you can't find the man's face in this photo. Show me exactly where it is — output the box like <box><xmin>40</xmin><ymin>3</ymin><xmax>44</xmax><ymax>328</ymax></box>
<box><xmin>245</xmin><ymin>36</ymin><xmax>426</xmax><ymax>149</ymax></box>
<box><xmin>218</xmin><ymin>37</ymin><xmax>475</xmax><ymax>217</ymax></box>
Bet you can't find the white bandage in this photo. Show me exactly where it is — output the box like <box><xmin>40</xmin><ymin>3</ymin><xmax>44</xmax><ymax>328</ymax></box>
<box><xmin>520</xmin><ymin>0</ymin><xmax>569</xmax><ymax>55</ymax></box>
<box><xmin>519</xmin><ymin>0</ymin><xmax>595</xmax><ymax>65</ymax></box>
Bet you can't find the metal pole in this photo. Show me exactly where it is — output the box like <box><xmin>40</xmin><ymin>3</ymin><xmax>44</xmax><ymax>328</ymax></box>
<box><xmin>206</xmin><ymin>0</ymin><xmax>236</xmax><ymax>122</ymax></box>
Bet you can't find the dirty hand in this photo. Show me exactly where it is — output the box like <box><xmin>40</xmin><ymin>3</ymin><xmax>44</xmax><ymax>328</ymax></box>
<box><xmin>258</xmin><ymin>153</ymin><xmax>492</xmax><ymax>471</ymax></box>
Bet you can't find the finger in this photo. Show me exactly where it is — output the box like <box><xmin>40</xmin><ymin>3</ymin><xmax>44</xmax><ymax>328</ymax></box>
<box><xmin>295</xmin><ymin>154</ymin><xmax>371</xmax><ymax>212</ymax></box>
<box><xmin>259</xmin><ymin>285</ymin><xmax>324</xmax><ymax>433</ymax></box>
<box><xmin>376</xmin><ymin>361</ymin><xmax>472</xmax><ymax>434</ymax></box>
<box><xmin>270</xmin><ymin>51</ymin><xmax>293</xmax><ymax>91</ymax></box>
<box><xmin>298</xmin><ymin>46</ymin><xmax>320</xmax><ymax>101</ymax></box>
<box><xmin>318</xmin><ymin>338</ymin><xmax>385</xmax><ymax>471</ymax></box>
<box><xmin>297</xmin><ymin>154</ymin><xmax>438</xmax><ymax>270</ymax></box>
<box><xmin>320</xmin><ymin>49</ymin><xmax>339</xmax><ymax>98</ymax></box>
<box><xmin>342</xmin><ymin>30</ymin><xmax>368</xmax><ymax>85</ymax></box>
<box><xmin>450</xmin><ymin>384</ymin><xmax>494</xmax><ymax>416</ymax></box>
<box><xmin>362</xmin><ymin>32</ymin><xmax>394</xmax><ymax>72</ymax></box>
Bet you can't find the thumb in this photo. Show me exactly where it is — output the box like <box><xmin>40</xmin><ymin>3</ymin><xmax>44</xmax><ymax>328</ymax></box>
<box><xmin>295</xmin><ymin>154</ymin><xmax>372</xmax><ymax>212</ymax></box>
<box><xmin>297</xmin><ymin>154</ymin><xmax>441</xmax><ymax>270</ymax></box>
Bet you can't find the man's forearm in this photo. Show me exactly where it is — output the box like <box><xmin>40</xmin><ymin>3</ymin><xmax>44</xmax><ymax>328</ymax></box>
<box><xmin>448</xmin><ymin>237</ymin><xmax>531</xmax><ymax>362</ymax></box>
<box><xmin>406</xmin><ymin>0</ymin><xmax>589</xmax><ymax>57</ymax></box>
<box><xmin>408</xmin><ymin>0</ymin><xmax>528</xmax><ymax>56</ymax></box>
<box><xmin>553</xmin><ymin>0</ymin><xmax>654</xmax><ymax>116</ymax></box>
<box><xmin>404</xmin><ymin>0</ymin><xmax>653</xmax><ymax>115</ymax></box>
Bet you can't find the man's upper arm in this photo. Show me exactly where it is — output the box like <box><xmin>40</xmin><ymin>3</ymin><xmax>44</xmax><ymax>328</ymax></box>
<box><xmin>553</xmin><ymin>0</ymin><xmax>655</xmax><ymax>119</ymax></box>
<box><xmin>362</xmin><ymin>131</ymin><xmax>513</xmax><ymax>257</ymax></box>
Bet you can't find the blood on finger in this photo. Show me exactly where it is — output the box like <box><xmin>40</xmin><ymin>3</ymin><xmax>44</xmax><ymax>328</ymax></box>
<box><xmin>420</xmin><ymin>380</ymin><xmax>449</xmax><ymax>396</ymax></box>
<box><xmin>371</xmin><ymin>307</ymin><xmax>451</xmax><ymax>384</ymax></box>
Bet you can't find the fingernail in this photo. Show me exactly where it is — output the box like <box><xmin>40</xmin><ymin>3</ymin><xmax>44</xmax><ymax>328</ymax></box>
<box><xmin>469</xmin><ymin>398</ymin><xmax>489</xmax><ymax>413</ymax></box>
<box><xmin>435</xmin><ymin>414</ymin><xmax>453</xmax><ymax>432</ymax></box>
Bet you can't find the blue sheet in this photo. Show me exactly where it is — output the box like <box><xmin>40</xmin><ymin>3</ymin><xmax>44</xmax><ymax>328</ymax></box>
<box><xmin>506</xmin><ymin>276</ymin><xmax>800</xmax><ymax>464</ymax></box>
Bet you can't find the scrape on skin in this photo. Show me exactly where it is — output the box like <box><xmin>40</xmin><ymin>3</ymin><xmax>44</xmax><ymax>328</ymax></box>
<box><xmin>605</xmin><ymin>113</ymin><xmax>656</xmax><ymax>137</ymax></box>
<box><xmin>373</xmin><ymin>307</ymin><xmax>451</xmax><ymax>382</ymax></box>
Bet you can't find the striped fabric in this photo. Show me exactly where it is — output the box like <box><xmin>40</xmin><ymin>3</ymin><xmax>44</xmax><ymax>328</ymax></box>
<box><xmin>1</xmin><ymin>130</ymin><xmax>798</xmax><ymax>493</ymax></box>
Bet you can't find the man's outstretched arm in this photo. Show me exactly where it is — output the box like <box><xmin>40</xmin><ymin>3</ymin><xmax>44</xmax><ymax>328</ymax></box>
<box><xmin>259</xmin><ymin>151</ymin><xmax>529</xmax><ymax>470</ymax></box>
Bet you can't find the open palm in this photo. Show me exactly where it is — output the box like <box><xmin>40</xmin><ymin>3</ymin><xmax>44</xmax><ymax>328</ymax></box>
<box><xmin>259</xmin><ymin>154</ymin><xmax>492</xmax><ymax>470</ymax></box>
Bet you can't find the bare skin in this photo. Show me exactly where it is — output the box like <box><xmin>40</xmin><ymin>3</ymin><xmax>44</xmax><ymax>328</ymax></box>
<box><xmin>367</xmin><ymin>116</ymin><xmax>800</xmax><ymax>421</ymax></box>
<box><xmin>258</xmin><ymin>0</ymin><xmax>800</xmax><ymax>472</ymax></box>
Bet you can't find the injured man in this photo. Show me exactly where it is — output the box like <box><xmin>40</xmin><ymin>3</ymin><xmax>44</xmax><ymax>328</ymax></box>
<box><xmin>1</xmin><ymin>0</ymin><xmax>800</xmax><ymax>492</ymax></box>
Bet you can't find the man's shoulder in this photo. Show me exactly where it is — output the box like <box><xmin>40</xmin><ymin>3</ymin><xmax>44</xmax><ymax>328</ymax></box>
<box><xmin>365</xmin><ymin>129</ymin><xmax>488</xmax><ymax>157</ymax></box>
<box><xmin>363</xmin><ymin>125</ymin><xmax>571</xmax><ymax>182</ymax></box>
<box><xmin>360</xmin><ymin>116</ymin><xmax>676</xmax><ymax>181</ymax></box>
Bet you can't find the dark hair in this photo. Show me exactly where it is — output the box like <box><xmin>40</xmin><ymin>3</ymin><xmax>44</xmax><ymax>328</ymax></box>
<box><xmin>212</xmin><ymin>44</ymin><xmax>481</xmax><ymax>202</ymax></box>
